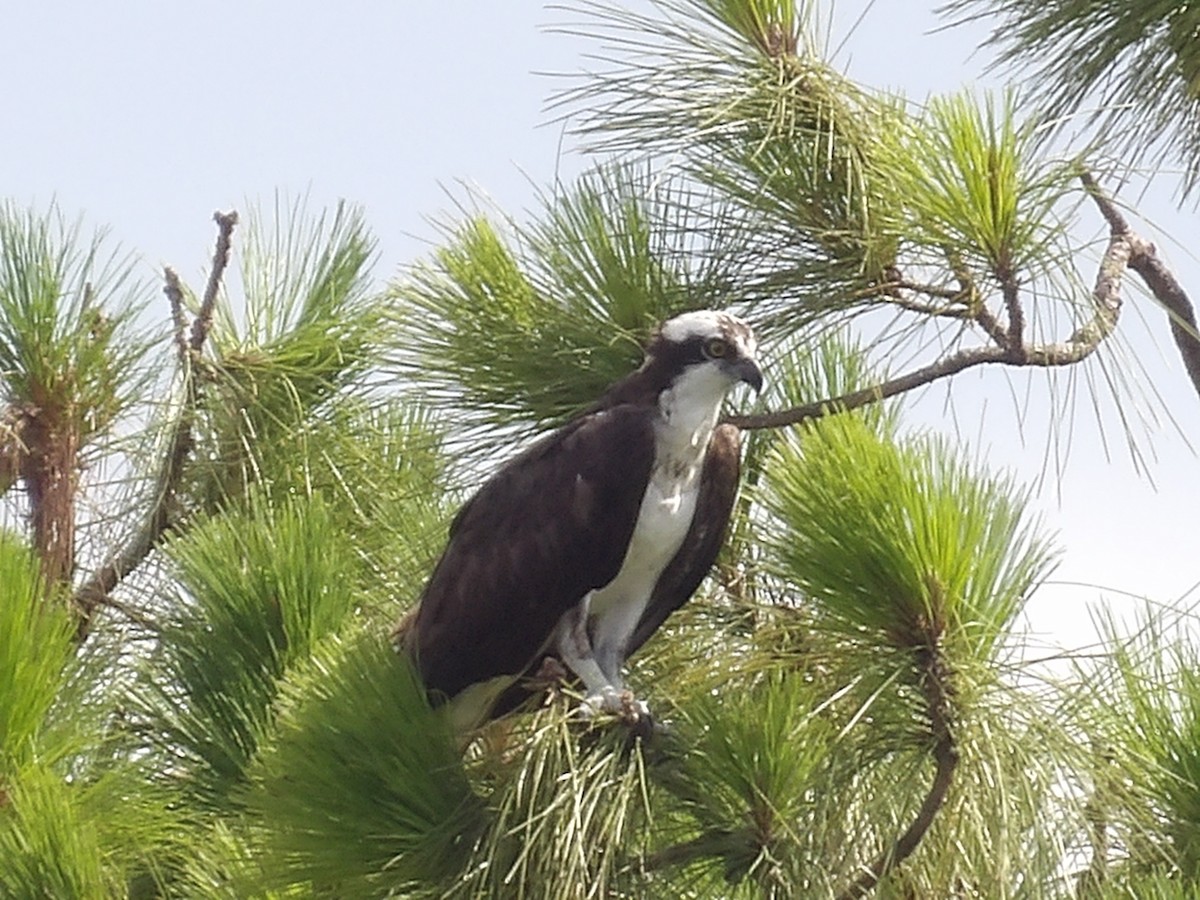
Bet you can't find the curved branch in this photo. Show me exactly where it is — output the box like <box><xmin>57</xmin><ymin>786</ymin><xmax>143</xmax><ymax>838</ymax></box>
<box><xmin>726</xmin><ymin>191</ymin><xmax>1133</xmax><ymax>432</ymax></box>
<box><xmin>73</xmin><ymin>211</ymin><xmax>238</xmax><ymax>640</ymax></box>
<box><xmin>1081</xmin><ymin>171</ymin><xmax>1200</xmax><ymax>404</ymax></box>
<box><xmin>837</xmin><ymin>645</ymin><xmax>959</xmax><ymax>900</ymax></box>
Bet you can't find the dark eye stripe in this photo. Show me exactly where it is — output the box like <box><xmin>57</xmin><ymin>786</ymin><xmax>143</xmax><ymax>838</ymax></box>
<box><xmin>646</xmin><ymin>333</ymin><xmax>743</xmax><ymax>369</ymax></box>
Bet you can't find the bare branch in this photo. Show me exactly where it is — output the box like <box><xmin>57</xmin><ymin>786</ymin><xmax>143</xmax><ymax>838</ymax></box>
<box><xmin>1001</xmin><ymin>271</ymin><xmax>1026</xmax><ymax>360</ymax></box>
<box><xmin>165</xmin><ymin>266</ymin><xmax>188</xmax><ymax>363</ymax></box>
<box><xmin>73</xmin><ymin>212</ymin><xmax>239</xmax><ymax>640</ymax></box>
<box><xmin>88</xmin><ymin>590</ymin><xmax>162</xmax><ymax>633</ymax></box>
<box><xmin>886</xmin><ymin>292</ymin><xmax>972</xmax><ymax>319</ymax></box>
<box><xmin>1079</xmin><ymin>170</ymin><xmax>1130</xmax><ymax>236</ymax></box>
<box><xmin>1128</xmin><ymin>240</ymin><xmax>1200</xmax><ymax>403</ymax></box>
<box><xmin>973</xmin><ymin>303</ymin><xmax>1011</xmax><ymax>349</ymax></box>
<box><xmin>726</xmin><ymin>345</ymin><xmax>1009</xmax><ymax>430</ymax></box>
<box><xmin>190</xmin><ymin>210</ymin><xmax>238</xmax><ymax>353</ymax></box>
<box><xmin>893</xmin><ymin>279</ymin><xmax>971</xmax><ymax>302</ymax></box>
<box><xmin>1081</xmin><ymin>171</ymin><xmax>1200</xmax><ymax>403</ymax></box>
<box><xmin>643</xmin><ymin>832</ymin><xmax>738</xmax><ymax>873</ymax></box>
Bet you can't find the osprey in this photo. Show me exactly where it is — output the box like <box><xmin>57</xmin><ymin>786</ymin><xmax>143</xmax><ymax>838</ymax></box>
<box><xmin>394</xmin><ymin>311</ymin><xmax>762</xmax><ymax>732</ymax></box>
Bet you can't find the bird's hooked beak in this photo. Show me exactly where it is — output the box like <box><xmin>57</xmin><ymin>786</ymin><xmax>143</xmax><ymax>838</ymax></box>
<box><xmin>728</xmin><ymin>356</ymin><xmax>764</xmax><ymax>394</ymax></box>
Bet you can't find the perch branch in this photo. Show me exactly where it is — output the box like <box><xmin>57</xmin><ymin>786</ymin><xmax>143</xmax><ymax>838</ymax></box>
<box><xmin>72</xmin><ymin>212</ymin><xmax>238</xmax><ymax>640</ymax></box>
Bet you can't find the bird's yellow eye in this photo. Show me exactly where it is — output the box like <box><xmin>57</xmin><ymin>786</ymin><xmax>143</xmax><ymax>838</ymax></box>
<box><xmin>704</xmin><ymin>337</ymin><xmax>729</xmax><ymax>359</ymax></box>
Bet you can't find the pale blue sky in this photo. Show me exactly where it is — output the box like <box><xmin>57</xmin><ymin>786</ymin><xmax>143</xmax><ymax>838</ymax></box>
<box><xmin>4</xmin><ymin>1</ymin><xmax>1198</xmax><ymax>648</ymax></box>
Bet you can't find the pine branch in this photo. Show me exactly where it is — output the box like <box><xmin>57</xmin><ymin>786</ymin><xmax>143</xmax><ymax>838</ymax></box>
<box><xmin>642</xmin><ymin>830</ymin><xmax>736</xmax><ymax>872</ymax></box>
<box><xmin>1001</xmin><ymin>271</ymin><xmax>1027</xmax><ymax>363</ymax></box>
<box><xmin>725</xmin><ymin>344</ymin><xmax>1011</xmax><ymax>429</ymax></box>
<box><xmin>72</xmin><ymin>211</ymin><xmax>238</xmax><ymax>640</ymax></box>
<box><xmin>191</xmin><ymin>211</ymin><xmax>238</xmax><ymax>351</ymax></box>
<box><xmin>726</xmin><ymin>180</ymin><xmax>1133</xmax><ymax>431</ymax></box>
<box><xmin>1079</xmin><ymin>170</ymin><xmax>1200</xmax><ymax>404</ymax></box>
<box><xmin>837</xmin><ymin>644</ymin><xmax>959</xmax><ymax>900</ymax></box>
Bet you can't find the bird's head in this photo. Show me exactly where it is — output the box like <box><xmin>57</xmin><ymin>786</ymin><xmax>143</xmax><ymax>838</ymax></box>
<box><xmin>646</xmin><ymin>310</ymin><xmax>763</xmax><ymax>397</ymax></box>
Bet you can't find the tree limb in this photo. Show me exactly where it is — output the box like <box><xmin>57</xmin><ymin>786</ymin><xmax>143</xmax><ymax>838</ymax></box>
<box><xmin>1081</xmin><ymin>170</ymin><xmax>1200</xmax><ymax>404</ymax></box>
<box><xmin>726</xmin><ymin>186</ymin><xmax>1133</xmax><ymax>431</ymax></box>
<box><xmin>166</xmin><ymin>266</ymin><xmax>189</xmax><ymax>362</ymax></box>
<box><xmin>836</xmin><ymin>645</ymin><xmax>959</xmax><ymax>900</ymax></box>
<box><xmin>725</xmin><ymin>345</ymin><xmax>1010</xmax><ymax>429</ymax></box>
<box><xmin>1135</xmin><ymin>248</ymin><xmax>1200</xmax><ymax>402</ymax></box>
<box><xmin>1001</xmin><ymin>270</ymin><xmax>1026</xmax><ymax>361</ymax></box>
<box><xmin>72</xmin><ymin>212</ymin><xmax>238</xmax><ymax>640</ymax></box>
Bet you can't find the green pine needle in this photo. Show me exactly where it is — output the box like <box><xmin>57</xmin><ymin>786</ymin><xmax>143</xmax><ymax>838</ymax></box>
<box><xmin>0</xmin><ymin>534</ymin><xmax>73</xmax><ymax>766</ymax></box>
<box><xmin>0</xmin><ymin>203</ymin><xmax>152</xmax><ymax>441</ymax></box>
<box><xmin>761</xmin><ymin>413</ymin><xmax>1057</xmax><ymax>661</ymax></box>
<box><xmin>458</xmin><ymin>706</ymin><xmax>654</xmax><ymax>900</ymax></box>
<box><xmin>943</xmin><ymin>0</ymin><xmax>1200</xmax><ymax>199</ymax></box>
<box><xmin>879</xmin><ymin>89</ymin><xmax>1077</xmax><ymax>283</ymax></box>
<box><xmin>197</xmin><ymin>197</ymin><xmax>386</xmax><ymax>509</ymax></box>
<box><xmin>141</xmin><ymin>494</ymin><xmax>361</xmax><ymax>807</ymax></box>
<box><xmin>248</xmin><ymin>635</ymin><xmax>479</xmax><ymax>896</ymax></box>
<box><xmin>395</xmin><ymin>164</ymin><xmax>738</xmax><ymax>432</ymax></box>
<box><xmin>660</xmin><ymin>671</ymin><xmax>836</xmax><ymax>894</ymax></box>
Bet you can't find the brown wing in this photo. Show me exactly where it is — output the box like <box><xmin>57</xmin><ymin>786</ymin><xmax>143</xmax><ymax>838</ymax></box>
<box><xmin>408</xmin><ymin>405</ymin><xmax>656</xmax><ymax>702</ymax></box>
<box><xmin>627</xmin><ymin>423</ymin><xmax>741</xmax><ymax>656</ymax></box>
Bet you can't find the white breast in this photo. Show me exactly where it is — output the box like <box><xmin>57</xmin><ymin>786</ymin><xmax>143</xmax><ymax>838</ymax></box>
<box><xmin>583</xmin><ymin>451</ymin><xmax>702</xmax><ymax>679</ymax></box>
<box><xmin>595</xmin><ymin>475</ymin><xmax>698</xmax><ymax>608</ymax></box>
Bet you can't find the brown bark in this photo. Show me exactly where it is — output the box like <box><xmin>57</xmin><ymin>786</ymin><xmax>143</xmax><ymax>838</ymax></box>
<box><xmin>20</xmin><ymin>409</ymin><xmax>80</xmax><ymax>592</ymax></box>
<box><xmin>1080</xmin><ymin>170</ymin><xmax>1200</xmax><ymax>405</ymax></box>
<box><xmin>0</xmin><ymin>405</ymin><xmax>26</xmax><ymax>495</ymax></box>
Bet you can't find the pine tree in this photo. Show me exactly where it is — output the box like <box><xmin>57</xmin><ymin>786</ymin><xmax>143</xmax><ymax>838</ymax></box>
<box><xmin>1</xmin><ymin>2</ymin><xmax>1198</xmax><ymax>897</ymax></box>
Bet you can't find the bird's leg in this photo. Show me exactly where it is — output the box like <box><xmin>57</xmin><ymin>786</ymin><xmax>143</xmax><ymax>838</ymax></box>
<box><xmin>554</xmin><ymin>602</ymin><xmax>621</xmax><ymax>714</ymax></box>
<box><xmin>554</xmin><ymin>603</ymin><xmax>653</xmax><ymax>728</ymax></box>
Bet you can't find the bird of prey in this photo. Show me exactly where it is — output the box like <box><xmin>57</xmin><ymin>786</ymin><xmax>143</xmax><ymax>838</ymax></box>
<box><xmin>393</xmin><ymin>310</ymin><xmax>762</xmax><ymax>732</ymax></box>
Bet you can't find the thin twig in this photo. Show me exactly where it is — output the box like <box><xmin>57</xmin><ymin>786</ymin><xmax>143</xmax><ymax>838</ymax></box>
<box><xmin>165</xmin><ymin>266</ymin><xmax>188</xmax><ymax>363</ymax></box>
<box><xmin>643</xmin><ymin>831</ymin><xmax>736</xmax><ymax>872</ymax></box>
<box><xmin>89</xmin><ymin>592</ymin><xmax>162</xmax><ymax>633</ymax></box>
<box><xmin>73</xmin><ymin>212</ymin><xmax>238</xmax><ymax>640</ymax></box>
<box><xmin>974</xmin><ymin>303</ymin><xmax>1010</xmax><ymax>348</ymax></box>
<box><xmin>1076</xmin><ymin>737</ymin><xmax>1112</xmax><ymax>897</ymax></box>
<box><xmin>887</xmin><ymin>293</ymin><xmax>972</xmax><ymax>319</ymax></box>
<box><xmin>893</xmin><ymin>279</ymin><xmax>970</xmax><ymax>302</ymax></box>
<box><xmin>1079</xmin><ymin>170</ymin><xmax>1129</xmax><ymax>236</ymax></box>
